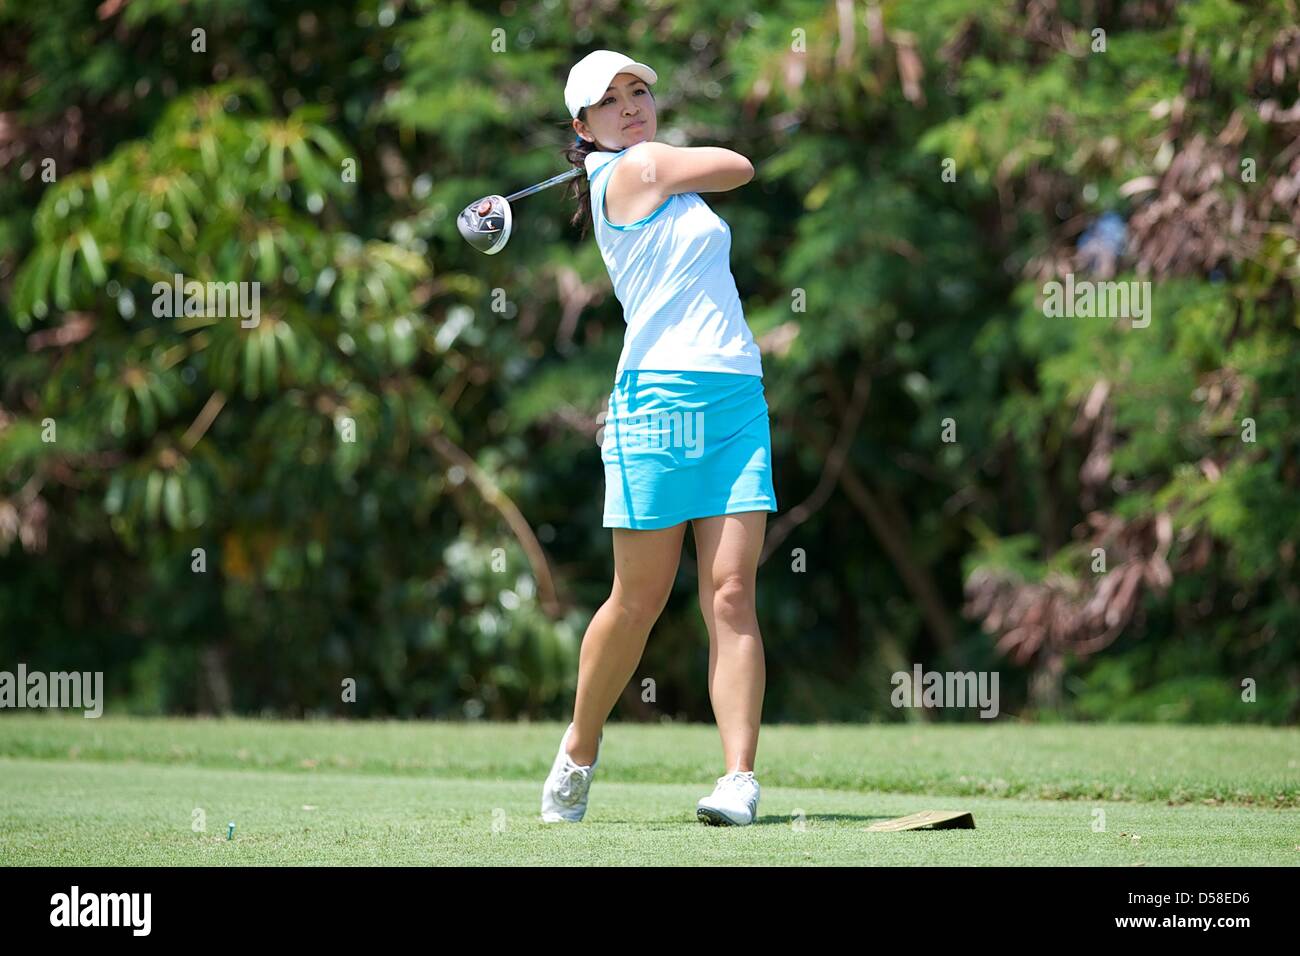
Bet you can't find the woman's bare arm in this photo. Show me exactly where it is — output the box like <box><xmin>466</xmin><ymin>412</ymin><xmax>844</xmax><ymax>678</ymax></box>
<box><xmin>616</xmin><ymin>142</ymin><xmax>754</xmax><ymax>201</ymax></box>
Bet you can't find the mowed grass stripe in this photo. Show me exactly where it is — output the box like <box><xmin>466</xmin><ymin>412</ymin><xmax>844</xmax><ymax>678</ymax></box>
<box><xmin>1</xmin><ymin>716</ymin><xmax>1296</xmax><ymax>807</ymax></box>
<box><xmin>1</xmin><ymin>757</ymin><xmax>1297</xmax><ymax>866</ymax></box>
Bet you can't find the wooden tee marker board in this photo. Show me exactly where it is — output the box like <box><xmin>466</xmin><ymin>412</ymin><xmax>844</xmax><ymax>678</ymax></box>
<box><xmin>866</xmin><ymin>810</ymin><xmax>976</xmax><ymax>832</ymax></box>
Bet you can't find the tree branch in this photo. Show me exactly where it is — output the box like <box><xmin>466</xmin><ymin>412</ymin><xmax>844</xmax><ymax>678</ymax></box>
<box><xmin>837</xmin><ymin>459</ymin><xmax>961</xmax><ymax>657</ymax></box>
<box><xmin>181</xmin><ymin>390</ymin><xmax>226</xmax><ymax>451</ymax></box>
<box><xmin>427</xmin><ymin>431</ymin><xmax>561</xmax><ymax>618</ymax></box>
<box><xmin>759</xmin><ymin>359</ymin><xmax>872</xmax><ymax>564</ymax></box>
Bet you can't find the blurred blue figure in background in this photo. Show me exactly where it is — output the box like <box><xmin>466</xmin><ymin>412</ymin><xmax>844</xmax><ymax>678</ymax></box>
<box><xmin>1077</xmin><ymin>210</ymin><xmax>1127</xmax><ymax>277</ymax></box>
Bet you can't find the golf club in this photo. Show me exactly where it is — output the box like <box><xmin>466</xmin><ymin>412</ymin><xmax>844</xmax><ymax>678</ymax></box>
<box><xmin>457</xmin><ymin>166</ymin><xmax>584</xmax><ymax>255</ymax></box>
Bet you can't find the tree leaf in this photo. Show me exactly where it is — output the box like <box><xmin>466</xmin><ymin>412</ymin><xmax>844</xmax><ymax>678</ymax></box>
<box><xmin>144</xmin><ymin>469</ymin><xmax>164</xmax><ymax>523</ymax></box>
<box><xmin>54</xmin><ymin>238</ymin><xmax>76</xmax><ymax>309</ymax></box>
<box><xmin>131</xmin><ymin>378</ymin><xmax>157</xmax><ymax>434</ymax></box>
<box><xmin>243</xmin><ymin>332</ymin><xmax>261</xmax><ymax>399</ymax></box>
<box><xmin>77</xmin><ymin>231</ymin><xmax>107</xmax><ymax>285</ymax></box>
<box><xmin>256</xmin><ymin>229</ymin><xmax>278</xmax><ymax>284</ymax></box>
<box><xmin>261</xmin><ymin>325</ymin><xmax>278</xmax><ymax>392</ymax></box>
<box><xmin>163</xmin><ymin>473</ymin><xmax>185</xmax><ymax>529</ymax></box>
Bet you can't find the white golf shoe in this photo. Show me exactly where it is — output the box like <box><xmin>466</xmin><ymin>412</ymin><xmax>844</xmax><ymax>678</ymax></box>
<box><xmin>540</xmin><ymin>722</ymin><xmax>602</xmax><ymax>823</ymax></box>
<box><xmin>696</xmin><ymin>770</ymin><xmax>761</xmax><ymax>826</ymax></box>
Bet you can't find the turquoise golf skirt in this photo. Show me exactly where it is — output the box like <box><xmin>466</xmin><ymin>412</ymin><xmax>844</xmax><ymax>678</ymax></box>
<box><xmin>601</xmin><ymin>370</ymin><xmax>778</xmax><ymax>530</ymax></box>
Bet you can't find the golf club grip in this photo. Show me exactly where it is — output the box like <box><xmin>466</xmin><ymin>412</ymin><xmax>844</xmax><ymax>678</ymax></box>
<box><xmin>505</xmin><ymin>166</ymin><xmax>583</xmax><ymax>202</ymax></box>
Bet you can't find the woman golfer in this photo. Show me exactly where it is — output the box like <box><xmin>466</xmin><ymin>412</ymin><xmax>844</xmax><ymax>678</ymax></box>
<box><xmin>540</xmin><ymin>50</ymin><xmax>777</xmax><ymax>826</ymax></box>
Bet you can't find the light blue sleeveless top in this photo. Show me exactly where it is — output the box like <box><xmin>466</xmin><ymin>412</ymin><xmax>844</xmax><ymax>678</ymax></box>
<box><xmin>585</xmin><ymin>144</ymin><xmax>764</xmax><ymax>379</ymax></box>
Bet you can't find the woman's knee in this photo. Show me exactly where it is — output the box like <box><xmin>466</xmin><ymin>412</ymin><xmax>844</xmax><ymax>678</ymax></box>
<box><xmin>608</xmin><ymin>581</ymin><xmax>672</xmax><ymax>627</ymax></box>
<box><xmin>709</xmin><ymin>573</ymin><xmax>756</xmax><ymax>628</ymax></box>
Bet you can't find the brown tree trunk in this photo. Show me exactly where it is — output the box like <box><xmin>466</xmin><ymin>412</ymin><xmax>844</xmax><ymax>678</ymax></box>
<box><xmin>837</xmin><ymin>461</ymin><xmax>962</xmax><ymax>661</ymax></box>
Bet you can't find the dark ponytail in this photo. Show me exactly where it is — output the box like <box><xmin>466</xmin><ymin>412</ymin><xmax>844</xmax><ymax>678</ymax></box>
<box><xmin>560</xmin><ymin>108</ymin><xmax>599</xmax><ymax>240</ymax></box>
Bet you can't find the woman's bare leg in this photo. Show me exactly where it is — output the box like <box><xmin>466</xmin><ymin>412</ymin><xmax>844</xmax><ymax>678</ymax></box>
<box><xmin>565</xmin><ymin>521</ymin><xmax>687</xmax><ymax>765</ymax></box>
<box><xmin>691</xmin><ymin>511</ymin><xmax>767</xmax><ymax>773</ymax></box>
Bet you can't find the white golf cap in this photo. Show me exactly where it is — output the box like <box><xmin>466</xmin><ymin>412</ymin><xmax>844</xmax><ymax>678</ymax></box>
<box><xmin>565</xmin><ymin>50</ymin><xmax>658</xmax><ymax>119</ymax></box>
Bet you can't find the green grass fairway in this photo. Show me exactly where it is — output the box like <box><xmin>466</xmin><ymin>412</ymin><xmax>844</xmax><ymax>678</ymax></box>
<box><xmin>1</xmin><ymin>717</ymin><xmax>1297</xmax><ymax>865</ymax></box>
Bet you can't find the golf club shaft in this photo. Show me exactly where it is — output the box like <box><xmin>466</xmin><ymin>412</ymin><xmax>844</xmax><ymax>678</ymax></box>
<box><xmin>504</xmin><ymin>166</ymin><xmax>583</xmax><ymax>202</ymax></box>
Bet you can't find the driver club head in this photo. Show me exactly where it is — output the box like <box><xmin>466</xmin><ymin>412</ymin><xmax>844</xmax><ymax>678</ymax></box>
<box><xmin>457</xmin><ymin>195</ymin><xmax>513</xmax><ymax>255</ymax></box>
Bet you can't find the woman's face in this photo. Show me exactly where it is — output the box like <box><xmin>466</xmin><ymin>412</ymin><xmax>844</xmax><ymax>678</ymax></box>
<box><xmin>574</xmin><ymin>71</ymin><xmax>656</xmax><ymax>150</ymax></box>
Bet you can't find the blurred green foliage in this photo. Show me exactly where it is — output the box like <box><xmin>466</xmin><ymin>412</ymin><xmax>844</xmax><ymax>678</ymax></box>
<box><xmin>1</xmin><ymin>0</ymin><xmax>1297</xmax><ymax>723</ymax></box>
